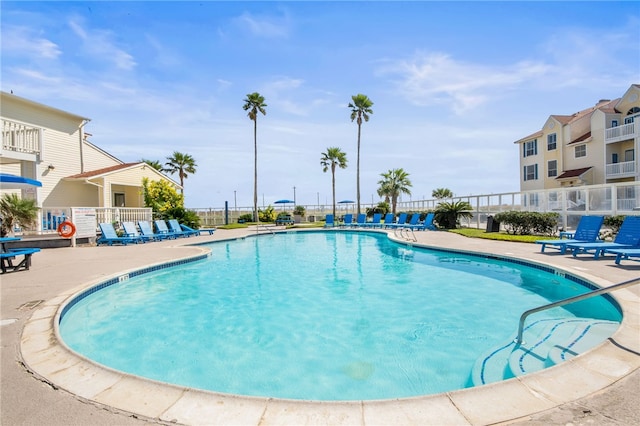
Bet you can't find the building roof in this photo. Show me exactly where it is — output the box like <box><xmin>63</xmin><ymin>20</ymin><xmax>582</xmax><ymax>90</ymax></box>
<box><xmin>66</xmin><ymin>163</ymin><xmax>142</xmax><ymax>179</ymax></box>
<box><xmin>65</xmin><ymin>162</ymin><xmax>181</xmax><ymax>187</ymax></box>
<box><xmin>556</xmin><ymin>167</ymin><xmax>592</xmax><ymax>180</ymax></box>
<box><xmin>0</xmin><ymin>91</ymin><xmax>90</xmax><ymax>122</ymax></box>
<box><xmin>513</xmin><ymin>130</ymin><xmax>543</xmax><ymax>144</ymax></box>
<box><xmin>567</xmin><ymin>131</ymin><xmax>592</xmax><ymax>145</ymax></box>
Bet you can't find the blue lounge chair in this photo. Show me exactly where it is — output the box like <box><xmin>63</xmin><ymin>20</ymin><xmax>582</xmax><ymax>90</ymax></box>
<box><xmin>364</xmin><ymin>213</ymin><xmax>382</xmax><ymax>228</ymax></box>
<box><xmin>379</xmin><ymin>213</ymin><xmax>395</xmax><ymax>228</ymax></box>
<box><xmin>97</xmin><ymin>223</ymin><xmax>142</xmax><ymax>246</ymax></box>
<box><xmin>168</xmin><ymin>219</ymin><xmax>198</xmax><ymax>237</ymax></box>
<box><xmin>354</xmin><ymin>213</ymin><xmax>366</xmax><ymax>227</ymax></box>
<box><xmin>180</xmin><ymin>223</ymin><xmax>215</xmax><ymax>235</ymax></box>
<box><xmin>409</xmin><ymin>212</ymin><xmax>436</xmax><ymax>231</ymax></box>
<box><xmin>341</xmin><ymin>214</ymin><xmax>353</xmax><ymax>227</ymax></box>
<box><xmin>324</xmin><ymin>214</ymin><xmax>335</xmax><ymax>227</ymax></box>
<box><xmin>567</xmin><ymin>216</ymin><xmax>640</xmax><ymax>258</ymax></box>
<box><xmin>536</xmin><ymin>216</ymin><xmax>604</xmax><ymax>254</ymax></box>
<box><xmin>387</xmin><ymin>212</ymin><xmax>407</xmax><ymax>229</ymax></box>
<box><xmin>122</xmin><ymin>221</ymin><xmax>153</xmax><ymax>242</ymax></box>
<box><xmin>604</xmin><ymin>248</ymin><xmax>640</xmax><ymax>265</ymax></box>
<box><xmin>389</xmin><ymin>213</ymin><xmax>418</xmax><ymax>229</ymax></box>
<box><xmin>154</xmin><ymin>220</ymin><xmax>177</xmax><ymax>238</ymax></box>
<box><xmin>138</xmin><ymin>220</ymin><xmax>170</xmax><ymax>241</ymax></box>
<box><xmin>1</xmin><ymin>248</ymin><xmax>40</xmax><ymax>273</ymax></box>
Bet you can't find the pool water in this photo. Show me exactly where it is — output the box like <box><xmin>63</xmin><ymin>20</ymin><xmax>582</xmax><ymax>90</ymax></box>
<box><xmin>59</xmin><ymin>231</ymin><xmax>621</xmax><ymax>401</ymax></box>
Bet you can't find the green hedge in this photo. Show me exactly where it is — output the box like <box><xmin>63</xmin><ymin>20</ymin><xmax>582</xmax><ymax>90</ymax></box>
<box><xmin>494</xmin><ymin>211</ymin><xmax>559</xmax><ymax>236</ymax></box>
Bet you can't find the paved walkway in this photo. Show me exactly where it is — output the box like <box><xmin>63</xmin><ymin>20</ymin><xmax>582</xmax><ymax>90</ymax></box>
<box><xmin>1</xmin><ymin>228</ymin><xmax>638</xmax><ymax>425</ymax></box>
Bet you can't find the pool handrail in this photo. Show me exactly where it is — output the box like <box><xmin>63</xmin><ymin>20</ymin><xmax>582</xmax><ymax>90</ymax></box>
<box><xmin>515</xmin><ymin>276</ymin><xmax>640</xmax><ymax>345</ymax></box>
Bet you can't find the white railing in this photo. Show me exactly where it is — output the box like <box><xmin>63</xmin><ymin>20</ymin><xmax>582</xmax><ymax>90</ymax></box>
<box><xmin>605</xmin><ymin>120</ymin><xmax>638</xmax><ymax>143</ymax></box>
<box><xmin>606</xmin><ymin>160</ymin><xmax>636</xmax><ymax>178</ymax></box>
<box><xmin>41</xmin><ymin>207</ymin><xmax>153</xmax><ymax>233</ymax></box>
<box><xmin>1</xmin><ymin>119</ymin><xmax>41</xmax><ymax>156</ymax></box>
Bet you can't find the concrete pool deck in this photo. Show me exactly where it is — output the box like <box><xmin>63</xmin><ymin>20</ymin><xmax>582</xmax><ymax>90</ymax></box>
<box><xmin>1</xmin><ymin>228</ymin><xmax>638</xmax><ymax>425</ymax></box>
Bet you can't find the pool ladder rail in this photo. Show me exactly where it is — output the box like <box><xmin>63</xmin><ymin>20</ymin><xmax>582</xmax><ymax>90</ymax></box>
<box><xmin>471</xmin><ymin>276</ymin><xmax>639</xmax><ymax>386</ymax></box>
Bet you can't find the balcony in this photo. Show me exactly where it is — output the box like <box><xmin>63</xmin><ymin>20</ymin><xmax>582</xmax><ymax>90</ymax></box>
<box><xmin>606</xmin><ymin>160</ymin><xmax>636</xmax><ymax>179</ymax></box>
<box><xmin>1</xmin><ymin>119</ymin><xmax>42</xmax><ymax>161</ymax></box>
<box><xmin>605</xmin><ymin>120</ymin><xmax>638</xmax><ymax>144</ymax></box>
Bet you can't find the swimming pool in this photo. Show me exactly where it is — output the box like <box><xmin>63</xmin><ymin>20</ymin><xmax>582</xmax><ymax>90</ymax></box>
<box><xmin>59</xmin><ymin>231</ymin><xmax>621</xmax><ymax>401</ymax></box>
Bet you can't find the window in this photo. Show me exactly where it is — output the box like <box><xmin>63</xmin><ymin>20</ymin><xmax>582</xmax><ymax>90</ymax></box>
<box><xmin>612</xmin><ymin>153</ymin><xmax>618</xmax><ymax>163</ymax></box>
<box><xmin>524</xmin><ymin>164</ymin><xmax>538</xmax><ymax>181</ymax></box>
<box><xmin>611</xmin><ymin>120</ymin><xmax>618</xmax><ymax>127</ymax></box>
<box><xmin>625</xmin><ymin>149</ymin><xmax>634</xmax><ymax>162</ymax></box>
<box><xmin>575</xmin><ymin>145</ymin><xmax>586</xmax><ymax>158</ymax></box>
<box><xmin>114</xmin><ymin>193</ymin><xmax>125</xmax><ymax>207</ymax></box>
<box><xmin>547</xmin><ymin>133</ymin><xmax>557</xmax><ymax>150</ymax></box>
<box><xmin>523</xmin><ymin>139</ymin><xmax>537</xmax><ymax>157</ymax></box>
<box><xmin>547</xmin><ymin>160</ymin><xmax>557</xmax><ymax>177</ymax></box>
<box><xmin>624</xmin><ymin>116</ymin><xmax>634</xmax><ymax>124</ymax></box>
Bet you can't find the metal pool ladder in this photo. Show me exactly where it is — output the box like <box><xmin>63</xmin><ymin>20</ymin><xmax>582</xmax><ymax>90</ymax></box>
<box><xmin>515</xmin><ymin>276</ymin><xmax>640</xmax><ymax>344</ymax></box>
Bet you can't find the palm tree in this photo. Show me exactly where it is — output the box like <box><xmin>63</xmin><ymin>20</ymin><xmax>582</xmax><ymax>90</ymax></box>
<box><xmin>164</xmin><ymin>151</ymin><xmax>197</xmax><ymax>194</ymax></box>
<box><xmin>320</xmin><ymin>147</ymin><xmax>348</xmax><ymax>218</ymax></box>
<box><xmin>377</xmin><ymin>168</ymin><xmax>412</xmax><ymax>215</ymax></box>
<box><xmin>243</xmin><ymin>92</ymin><xmax>267</xmax><ymax>222</ymax></box>
<box><xmin>348</xmin><ymin>94</ymin><xmax>373</xmax><ymax>215</ymax></box>
<box><xmin>432</xmin><ymin>188</ymin><xmax>453</xmax><ymax>199</ymax></box>
<box><xmin>140</xmin><ymin>159</ymin><xmax>163</xmax><ymax>171</ymax></box>
<box><xmin>434</xmin><ymin>200</ymin><xmax>473</xmax><ymax>229</ymax></box>
<box><xmin>0</xmin><ymin>193</ymin><xmax>39</xmax><ymax>237</ymax></box>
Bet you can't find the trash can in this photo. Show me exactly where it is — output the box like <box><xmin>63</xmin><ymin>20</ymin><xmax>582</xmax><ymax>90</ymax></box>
<box><xmin>308</xmin><ymin>215</ymin><xmax>316</xmax><ymax>223</ymax></box>
<box><xmin>486</xmin><ymin>215</ymin><xmax>500</xmax><ymax>232</ymax></box>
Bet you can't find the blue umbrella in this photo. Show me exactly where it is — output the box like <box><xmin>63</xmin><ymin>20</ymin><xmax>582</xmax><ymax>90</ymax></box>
<box><xmin>274</xmin><ymin>199</ymin><xmax>295</xmax><ymax>204</ymax></box>
<box><xmin>0</xmin><ymin>173</ymin><xmax>42</xmax><ymax>189</ymax></box>
<box><xmin>338</xmin><ymin>200</ymin><xmax>355</xmax><ymax>204</ymax></box>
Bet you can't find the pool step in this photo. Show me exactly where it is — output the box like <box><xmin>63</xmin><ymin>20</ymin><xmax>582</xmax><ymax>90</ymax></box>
<box><xmin>471</xmin><ymin>318</ymin><xmax>619</xmax><ymax>386</ymax></box>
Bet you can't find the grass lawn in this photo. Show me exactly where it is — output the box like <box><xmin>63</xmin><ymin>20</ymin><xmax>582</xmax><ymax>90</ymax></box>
<box><xmin>449</xmin><ymin>228</ymin><xmax>552</xmax><ymax>243</ymax></box>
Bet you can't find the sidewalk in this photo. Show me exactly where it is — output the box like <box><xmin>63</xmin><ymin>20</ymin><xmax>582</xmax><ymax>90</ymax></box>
<box><xmin>1</xmin><ymin>228</ymin><xmax>638</xmax><ymax>425</ymax></box>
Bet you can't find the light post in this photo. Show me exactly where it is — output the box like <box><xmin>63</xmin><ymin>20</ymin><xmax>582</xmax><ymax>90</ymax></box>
<box><xmin>234</xmin><ymin>190</ymin><xmax>237</xmax><ymax>211</ymax></box>
<box><xmin>293</xmin><ymin>186</ymin><xmax>296</xmax><ymax>205</ymax></box>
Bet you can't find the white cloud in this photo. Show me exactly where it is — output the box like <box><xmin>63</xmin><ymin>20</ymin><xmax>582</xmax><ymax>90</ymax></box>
<box><xmin>1</xmin><ymin>25</ymin><xmax>61</xmax><ymax>59</ymax></box>
<box><xmin>234</xmin><ymin>11</ymin><xmax>291</xmax><ymax>38</ymax></box>
<box><xmin>68</xmin><ymin>16</ymin><xmax>136</xmax><ymax>71</ymax></box>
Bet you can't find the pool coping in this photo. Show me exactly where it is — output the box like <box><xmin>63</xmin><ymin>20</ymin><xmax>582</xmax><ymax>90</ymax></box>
<box><xmin>19</xmin><ymin>230</ymin><xmax>640</xmax><ymax>425</ymax></box>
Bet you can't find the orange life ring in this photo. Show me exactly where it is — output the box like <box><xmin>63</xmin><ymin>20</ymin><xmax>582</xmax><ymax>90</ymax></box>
<box><xmin>57</xmin><ymin>220</ymin><xmax>76</xmax><ymax>238</ymax></box>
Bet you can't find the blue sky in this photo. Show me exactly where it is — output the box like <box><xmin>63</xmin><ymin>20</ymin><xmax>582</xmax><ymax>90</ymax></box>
<box><xmin>2</xmin><ymin>1</ymin><xmax>639</xmax><ymax>208</ymax></box>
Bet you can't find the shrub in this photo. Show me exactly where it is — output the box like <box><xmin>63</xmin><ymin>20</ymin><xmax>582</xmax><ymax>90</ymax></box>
<box><xmin>259</xmin><ymin>205</ymin><xmax>276</xmax><ymax>222</ymax></box>
<box><xmin>160</xmin><ymin>206</ymin><xmax>201</xmax><ymax>229</ymax></box>
<box><xmin>0</xmin><ymin>193</ymin><xmax>39</xmax><ymax>236</ymax></box>
<box><xmin>494</xmin><ymin>211</ymin><xmax>558</xmax><ymax>235</ymax></box>
<box><xmin>367</xmin><ymin>202</ymin><xmax>390</xmax><ymax>216</ymax></box>
<box><xmin>434</xmin><ymin>201</ymin><xmax>473</xmax><ymax>229</ymax></box>
<box><xmin>604</xmin><ymin>215</ymin><xmax>625</xmax><ymax>234</ymax></box>
<box><xmin>238</xmin><ymin>213</ymin><xmax>253</xmax><ymax>223</ymax></box>
<box><xmin>293</xmin><ymin>205</ymin><xmax>306</xmax><ymax>217</ymax></box>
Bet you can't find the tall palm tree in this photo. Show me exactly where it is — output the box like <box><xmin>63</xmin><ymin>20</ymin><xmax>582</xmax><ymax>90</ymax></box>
<box><xmin>140</xmin><ymin>159</ymin><xmax>163</xmax><ymax>171</ymax></box>
<box><xmin>348</xmin><ymin>94</ymin><xmax>373</xmax><ymax>215</ymax></box>
<box><xmin>243</xmin><ymin>92</ymin><xmax>267</xmax><ymax>222</ymax></box>
<box><xmin>432</xmin><ymin>188</ymin><xmax>454</xmax><ymax>199</ymax></box>
<box><xmin>320</xmin><ymin>147</ymin><xmax>348</xmax><ymax>218</ymax></box>
<box><xmin>377</xmin><ymin>168</ymin><xmax>412</xmax><ymax>215</ymax></box>
<box><xmin>164</xmin><ymin>151</ymin><xmax>197</xmax><ymax>194</ymax></box>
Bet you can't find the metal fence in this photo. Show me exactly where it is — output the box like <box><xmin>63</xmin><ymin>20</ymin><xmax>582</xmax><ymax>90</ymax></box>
<box><xmin>192</xmin><ymin>182</ymin><xmax>640</xmax><ymax>230</ymax></box>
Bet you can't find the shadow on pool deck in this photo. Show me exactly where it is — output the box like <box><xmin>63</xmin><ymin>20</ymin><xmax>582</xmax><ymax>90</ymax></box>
<box><xmin>1</xmin><ymin>228</ymin><xmax>639</xmax><ymax>425</ymax></box>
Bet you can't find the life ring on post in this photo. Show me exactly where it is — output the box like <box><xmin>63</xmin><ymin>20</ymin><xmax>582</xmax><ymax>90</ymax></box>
<box><xmin>57</xmin><ymin>220</ymin><xmax>76</xmax><ymax>238</ymax></box>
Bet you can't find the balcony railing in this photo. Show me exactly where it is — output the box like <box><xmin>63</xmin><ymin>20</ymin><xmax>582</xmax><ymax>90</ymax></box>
<box><xmin>1</xmin><ymin>119</ymin><xmax>42</xmax><ymax>158</ymax></box>
<box><xmin>606</xmin><ymin>160</ymin><xmax>636</xmax><ymax>178</ymax></box>
<box><xmin>605</xmin><ymin>121</ymin><xmax>637</xmax><ymax>143</ymax></box>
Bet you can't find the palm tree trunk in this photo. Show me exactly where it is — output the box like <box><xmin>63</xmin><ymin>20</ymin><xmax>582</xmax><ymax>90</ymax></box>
<box><xmin>356</xmin><ymin>121</ymin><xmax>362</xmax><ymax>215</ymax></box>
<box><xmin>253</xmin><ymin>118</ymin><xmax>258</xmax><ymax>222</ymax></box>
<box><xmin>331</xmin><ymin>165</ymin><xmax>336</xmax><ymax>218</ymax></box>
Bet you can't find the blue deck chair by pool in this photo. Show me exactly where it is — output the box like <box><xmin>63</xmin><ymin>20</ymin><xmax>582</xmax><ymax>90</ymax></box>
<box><xmin>169</xmin><ymin>219</ymin><xmax>200</xmax><ymax>237</ymax></box>
<box><xmin>379</xmin><ymin>213</ymin><xmax>395</xmax><ymax>228</ymax></box>
<box><xmin>386</xmin><ymin>212</ymin><xmax>407</xmax><ymax>229</ymax></box>
<box><xmin>180</xmin><ymin>223</ymin><xmax>215</xmax><ymax>235</ymax></box>
<box><xmin>138</xmin><ymin>220</ymin><xmax>169</xmax><ymax>241</ymax></box>
<box><xmin>364</xmin><ymin>213</ymin><xmax>382</xmax><ymax>228</ymax></box>
<box><xmin>567</xmin><ymin>216</ymin><xmax>640</xmax><ymax>259</ymax></box>
<box><xmin>122</xmin><ymin>221</ymin><xmax>153</xmax><ymax>242</ymax></box>
<box><xmin>97</xmin><ymin>223</ymin><xmax>141</xmax><ymax>246</ymax></box>
<box><xmin>408</xmin><ymin>212</ymin><xmax>436</xmax><ymax>231</ymax></box>
<box><xmin>389</xmin><ymin>213</ymin><xmax>418</xmax><ymax>229</ymax></box>
<box><xmin>603</xmin><ymin>248</ymin><xmax>640</xmax><ymax>265</ymax></box>
<box><xmin>536</xmin><ymin>215</ymin><xmax>604</xmax><ymax>254</ymax></box>
<box><xmin>341</xmin><ymin>214</ymin><xmax>353</xmax><ymax>227</ymax></box>
<box><xmin>354</xmin><ymin>213</ymin><xmax>367</xmax><ymax>227</ymax></box>
<box><xmin>154</xmin><ymin>219</ymin><xmax>177</xmax><ymax>238</ymax></box>
<box><xmin>167</xmin><ymin>219</ymin><xmax>198</xmax><ymax>237</ymax></box>
<box><xmin>324</xmin><ymin>214</ymin><xmax>335</xmax><ymax>227</ymax></box>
